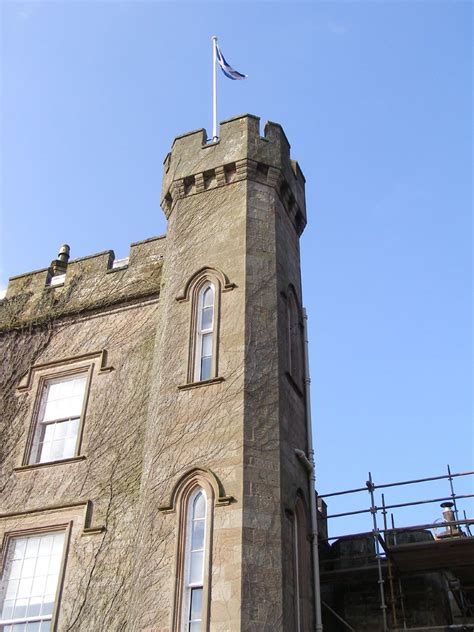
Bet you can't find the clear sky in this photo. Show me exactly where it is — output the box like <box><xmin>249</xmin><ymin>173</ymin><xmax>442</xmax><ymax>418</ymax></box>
<box><xmin>1</xmin><ymin>1</ymin><xmax>472</xmax><ymax>536</ymax></box>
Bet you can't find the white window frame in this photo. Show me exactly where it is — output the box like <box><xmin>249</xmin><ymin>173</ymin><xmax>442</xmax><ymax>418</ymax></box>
<box><xmin>27</xmin><ymin>370</ymin><xmax>90</xmax><ymax>466</ymax></box>
<box><xmin>182</xmin><ymin>488</ymin><xmax>208</xmax><ymax>632</ymax></box>
<box><xmin>193</xmin><ymin>283</ymin><xmax>216</xmax><ymax>382</ymax></box>
<box><xmin>0</xmin><ymin>529</ymin><xmax>67</xmax><ymax>631</ymax></box>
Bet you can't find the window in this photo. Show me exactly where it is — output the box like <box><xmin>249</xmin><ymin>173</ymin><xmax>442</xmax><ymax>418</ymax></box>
<box><xmin>0</xmin><ymin>531</ymin><xmax>66</xmax><ymax>632</ymax></box>
<box><xmin>182</xmin><ymin>489</ymin><xmax>207</xmax><ymax>632</ymax></box>
<box><xmin>194</xmin><ymin>284</ymin><xmax>215</xmax><ymax>382</ymax></box>
<box><xmin>29</xmin><ymin>373</ymin><xmax>87</xmax><ymax>465</ymax></box>
<box><xmin>293</xmin><ymin>507</ymin><xmax>302</xmax><ymax>632</ymax></box>
<box><xmin>287</xmin><ymin>289</ymin><xmax>303</xmax><ymax>388</ymax></box>
<box><xmin>292</xmin><ymin>498</ymin><xmax>311</xmax><ymax>631</ymax></box>
<box><xmin>177</xmin><ymin>266</ymin><xmax>233</xmax><ymax>386</ymax></box>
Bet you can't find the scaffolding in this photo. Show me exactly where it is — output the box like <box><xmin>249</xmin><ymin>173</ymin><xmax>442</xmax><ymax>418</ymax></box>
<box><xmin>317</xmin><ymin>466</ymin><xmax>474</xmax><ymax>631</ymax></box>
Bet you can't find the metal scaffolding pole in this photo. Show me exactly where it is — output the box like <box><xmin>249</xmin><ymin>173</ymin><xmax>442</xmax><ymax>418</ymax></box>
<box><xmin>367</xmin><ymin>472</ymin><xmax>388</xmax><ymax>632</ymax></box>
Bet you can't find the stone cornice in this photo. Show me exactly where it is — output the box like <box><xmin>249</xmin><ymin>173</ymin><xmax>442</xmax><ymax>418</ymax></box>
<box><xmin>162</xmin><ymin>158</ymin><xmax>306</xmax><ymax>236</ymax></box>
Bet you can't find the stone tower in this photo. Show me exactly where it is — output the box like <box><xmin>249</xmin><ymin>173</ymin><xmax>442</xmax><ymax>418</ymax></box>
<box><xmin>0</xmin><ymin>114</ymin><xmax>313</xmax><ymax>632</ymax></box>
<box><xmin>128</xmin><ymin>114</ymin><xmax>313</xmax><ymax>632</ymax></box>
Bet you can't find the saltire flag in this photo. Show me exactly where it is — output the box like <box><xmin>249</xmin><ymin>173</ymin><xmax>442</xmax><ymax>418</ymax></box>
<box><xmin>215</xmin><ymin>42</ymin><xmax>247</xmax><ymax>80</ymax></box>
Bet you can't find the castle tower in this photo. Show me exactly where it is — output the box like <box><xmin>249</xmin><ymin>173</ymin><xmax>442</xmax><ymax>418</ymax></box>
<box><xmin>129</xmin><ymin>114</ymin><xmax>313</xmax><ymax>632</ymax></box>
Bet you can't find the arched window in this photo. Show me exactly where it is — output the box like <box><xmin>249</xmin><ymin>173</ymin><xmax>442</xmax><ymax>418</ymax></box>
<box><xmin>182</xmin><ymin>488</ymin><xmax>208</xmax><ymax>631</ymax></box>
<box><xmin>293</xmin><ymin>504</ymin><xmax>302</xmax><ymax>632</ymax></box>
<box><xmin>288</xmin><ymin>288</ymin><xmax>303</xmax><ymax>387</ymax></box>
<box><xmin>293</xmin><ymin>497</ymin><xmax>311</xmax><ymax>631</ymax></box>
<box><xmin>194</xmin><ymin>283</ymin><xmax>216</xmax><ymax>382</ymax></box>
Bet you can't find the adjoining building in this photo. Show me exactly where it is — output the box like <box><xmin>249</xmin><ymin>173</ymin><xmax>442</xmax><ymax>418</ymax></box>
<box><xmin>318</xmin><ymin>471</ymin><xmax>474</xmax><ymax>632</ymax></box>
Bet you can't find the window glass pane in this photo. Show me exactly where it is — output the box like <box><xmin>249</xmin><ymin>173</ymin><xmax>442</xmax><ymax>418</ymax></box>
<box><xmin>5</xmin><ymin>579</ymin><xmax>19</xmax><ymax>599</ymax></box>
<box><xmin>201</xmin><ymin>334</ymin><xmax>212</xmax><ymax>359</ymax></box>
<box><xmin>13</xmin><ymin>598</ymin><xmax>28</xmax><ymax>618</ymax></box>
<box><xmin>193</xmin><ymin>493</ymin><xmax>206</xmax><ymax>521</ymax></box>
<box><xmin>41</xmin><ymin>595</ymin><xmax>55</xmax><ymax>616</ymax></box>
<box><xmin>189</xmin><ymin>551</ymin><xmax>204</xmax><ymax>584</ymax></box>
<box><xmin>200</xmin><ymin>357</ymin><xmax>212</xmax><ymax>382</ymax></box>
<box><xmin>25</xmin><ymin>539</ymin><xmax>40</xmax><ymax>559</ymax></box>
<box><xmin>38</xmin><ymin>536</ymin><xmax>54</xmax><ymax>558</ymax></box>
<box><xmin>36</xmin><ymin>418</ymin><xmax>79</xmax><ymax>464</ymax></box>
<box><xmin>52</xmin><ymin>535</ymin><xmax>64</xmax><ymax>555</ymax></box>
<box><xmin>9</xmin><ymin>560</ymin><xmax>23</xmax><ymax>580</ymax></box>
<box><xmin>31</xmin><ymin>576</ymin><xmax>47</xmax><ymax>597</ymax></box>
<box><xmin>0</xmin><ymin>533</ymin><xmax>65</xmax><ymax>628</ymax></box>
<box><xmin>18</xmin><ymin>577</ymin><xmax>33</xmax><ymax>598</ymax></box>
<box><xmin>13</xmin><ymin>540</ymin><xmax>26</xmax><ymax>560</ymax></box>
<box><xmin>27</xmin><ymin>595</ymin><xmax>42</xmax><ymax>616</ymax></box>
<box><xmin>191</xmin><ymin>520</ymin><xmax>205</xmax><ymax>551</ymax></box>
<box><xmin>26</xmin><ymin>622</ymin><xmax>41</xmax><ymax>632</ymax></box>
<box><xmin>201</xmin><ymin>306</ymin><xmax>213</xmax><ymax>331</ymax></box>
<box><xmin>202</xmin><ymin>286</ymin><xmax>214</xmax><ymax>308</ymax></box>
<box><xmin>42</xmin><ymin>376</ymin><xmax>86</xmax><ymax>422</ymax></box>
<box><xmin>1</xmin><ymin>599</ymin><xmax>14</xmax><ymax>619</ymax></box>
<box><xmin>21</xmin><ymin>558</ymin><xmax>36</xmax><ymax>578</ymax></box>
<box><xmin>189</xmin><ymin>587</ymin><xmax>203</xmax><ymax>621</ymax></box>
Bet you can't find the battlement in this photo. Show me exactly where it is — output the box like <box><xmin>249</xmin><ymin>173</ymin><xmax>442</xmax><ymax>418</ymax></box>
<box><xmin>161</xmin><ymin>114</ymin><xmax>306</xmax><ymax>234</ymax></box>
<box><xmin>0</xmin><ymin>235</ymin><xmax>165</xmax><ymax>330</ymax></box>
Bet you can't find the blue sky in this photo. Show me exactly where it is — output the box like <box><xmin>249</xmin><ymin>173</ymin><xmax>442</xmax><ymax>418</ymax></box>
<box><xmin>1</xmin><ymin>1</ymin><xmax>472</xmax><ymax>535</ymax></box>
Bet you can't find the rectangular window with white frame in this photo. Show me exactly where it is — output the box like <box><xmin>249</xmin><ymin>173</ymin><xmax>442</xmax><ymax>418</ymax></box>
<box><xmin>28</xmin><ymin>373</ymin><xmax>88</xmax><ymax>465</ymax></box>
<box><xmin>0</xmin><ymin>530</ymin><xmax>66</xmax><ymax>632</ymax></box>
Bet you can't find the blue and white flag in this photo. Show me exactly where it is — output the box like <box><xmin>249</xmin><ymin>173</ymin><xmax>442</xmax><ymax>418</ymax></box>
<box><xmin>215</xmin><ymin>42</ymin><xmax>247</xmax><ymax>80</ymax></box>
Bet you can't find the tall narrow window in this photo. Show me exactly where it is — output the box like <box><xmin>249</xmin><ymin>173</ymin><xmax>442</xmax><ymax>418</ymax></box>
<box><xmin>293</xmin><ymin>498</ymin><xmax>310</xmax><ymax>631</ymax></box>
<box><xmin>194</xmin><ymin>284</ymin><xmax>215</xmax><ymax>382</ymax></box>
<box><xmin>183</xmin><ymin>489</ymin><xmax>207</xmax><ymax>631</ymax></box>
<box><xmin>0</xmin><ymin>531</ymin><xmax>66</xmax><ymax>632</ymax></box>
<box><xmin>288</xmin><ymin>290</ymin><xmax>303</xmax><ymax>388</ymax></box>
<box><xmin>293</xmin><ymin>509</ymin><xmax>302</xmax><ymax>632</ymax></box>
<box><xmin>29</xmin><ymin>373</ymin><xmax>87</xmax><ymax>464</ymax></box>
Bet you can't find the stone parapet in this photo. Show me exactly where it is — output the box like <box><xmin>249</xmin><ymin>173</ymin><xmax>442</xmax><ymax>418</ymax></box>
<box><xmin>161</xmin><ymin>114</ymin><xmax>306</xmax><ymax>235</ymax></box>
<box><xmin>0</xmin><ymin>235</ymin><xmax>166</xmax><ymax>329</ymax></box>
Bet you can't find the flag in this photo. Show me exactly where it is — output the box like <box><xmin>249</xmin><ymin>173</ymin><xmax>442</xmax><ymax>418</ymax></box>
<box><xmin>215</xmin><ymin>42</ymin><xmax>247</xmax><ymax>80</ymax></box>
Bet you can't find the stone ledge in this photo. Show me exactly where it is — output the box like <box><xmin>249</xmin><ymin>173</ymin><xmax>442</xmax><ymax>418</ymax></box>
<box><xmin>177</xmin><ymin>376</ymin><xmax>225</xmax><ymax>391</ymax></box>
<box><xmin>14</xmin><ymin>455</ymin><xmax>87</xmax><ymax>471</ymax></box>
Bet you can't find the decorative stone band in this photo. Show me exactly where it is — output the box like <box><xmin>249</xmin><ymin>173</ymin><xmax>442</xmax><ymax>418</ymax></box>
<box><xmin>0</xmin><ymin>500</ymin><xmax>106</xmax><ymax>536</ymax></box>
<box><xmin>161</xmin><ymin>158</ymin><xmax>307</xmax><ymax>236</ymax></box>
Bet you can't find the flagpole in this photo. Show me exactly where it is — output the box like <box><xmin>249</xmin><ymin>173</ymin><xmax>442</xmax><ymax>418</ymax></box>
<box><xmin>212</xmin><ymin>35</ymin><xmax>218</xmax><ymax>140</ymax></box>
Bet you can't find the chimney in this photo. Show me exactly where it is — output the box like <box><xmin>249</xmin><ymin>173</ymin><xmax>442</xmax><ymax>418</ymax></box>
<box><xmin>50</xmin><ymin>244</ymin><xmax>70</xmax><ymax>276</ymax></box>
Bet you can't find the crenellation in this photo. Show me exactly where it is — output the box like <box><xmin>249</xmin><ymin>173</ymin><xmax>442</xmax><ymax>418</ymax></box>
<box><xmin>203</xmin><ymin>169</ymin><xmax>216</xmax><ymax>190</ymax></box>
<box><xmin>195</xmin><ymin>172</ymin><xmax>205</xmax><ymax>193</ymax></box>
<box><xmin>160</xmin><ymin>115</ymin><xmax>306</xmax><ymax>234</ymax></box>
<box><xmin>224</xmin><ymin>162</ymin><xmax>237</xmax><ymax>183</ymax></box>
<box><xmin>0</xmin><ymin>236</ymin><xmax>166</xmax><ymax>329</ymax></box>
